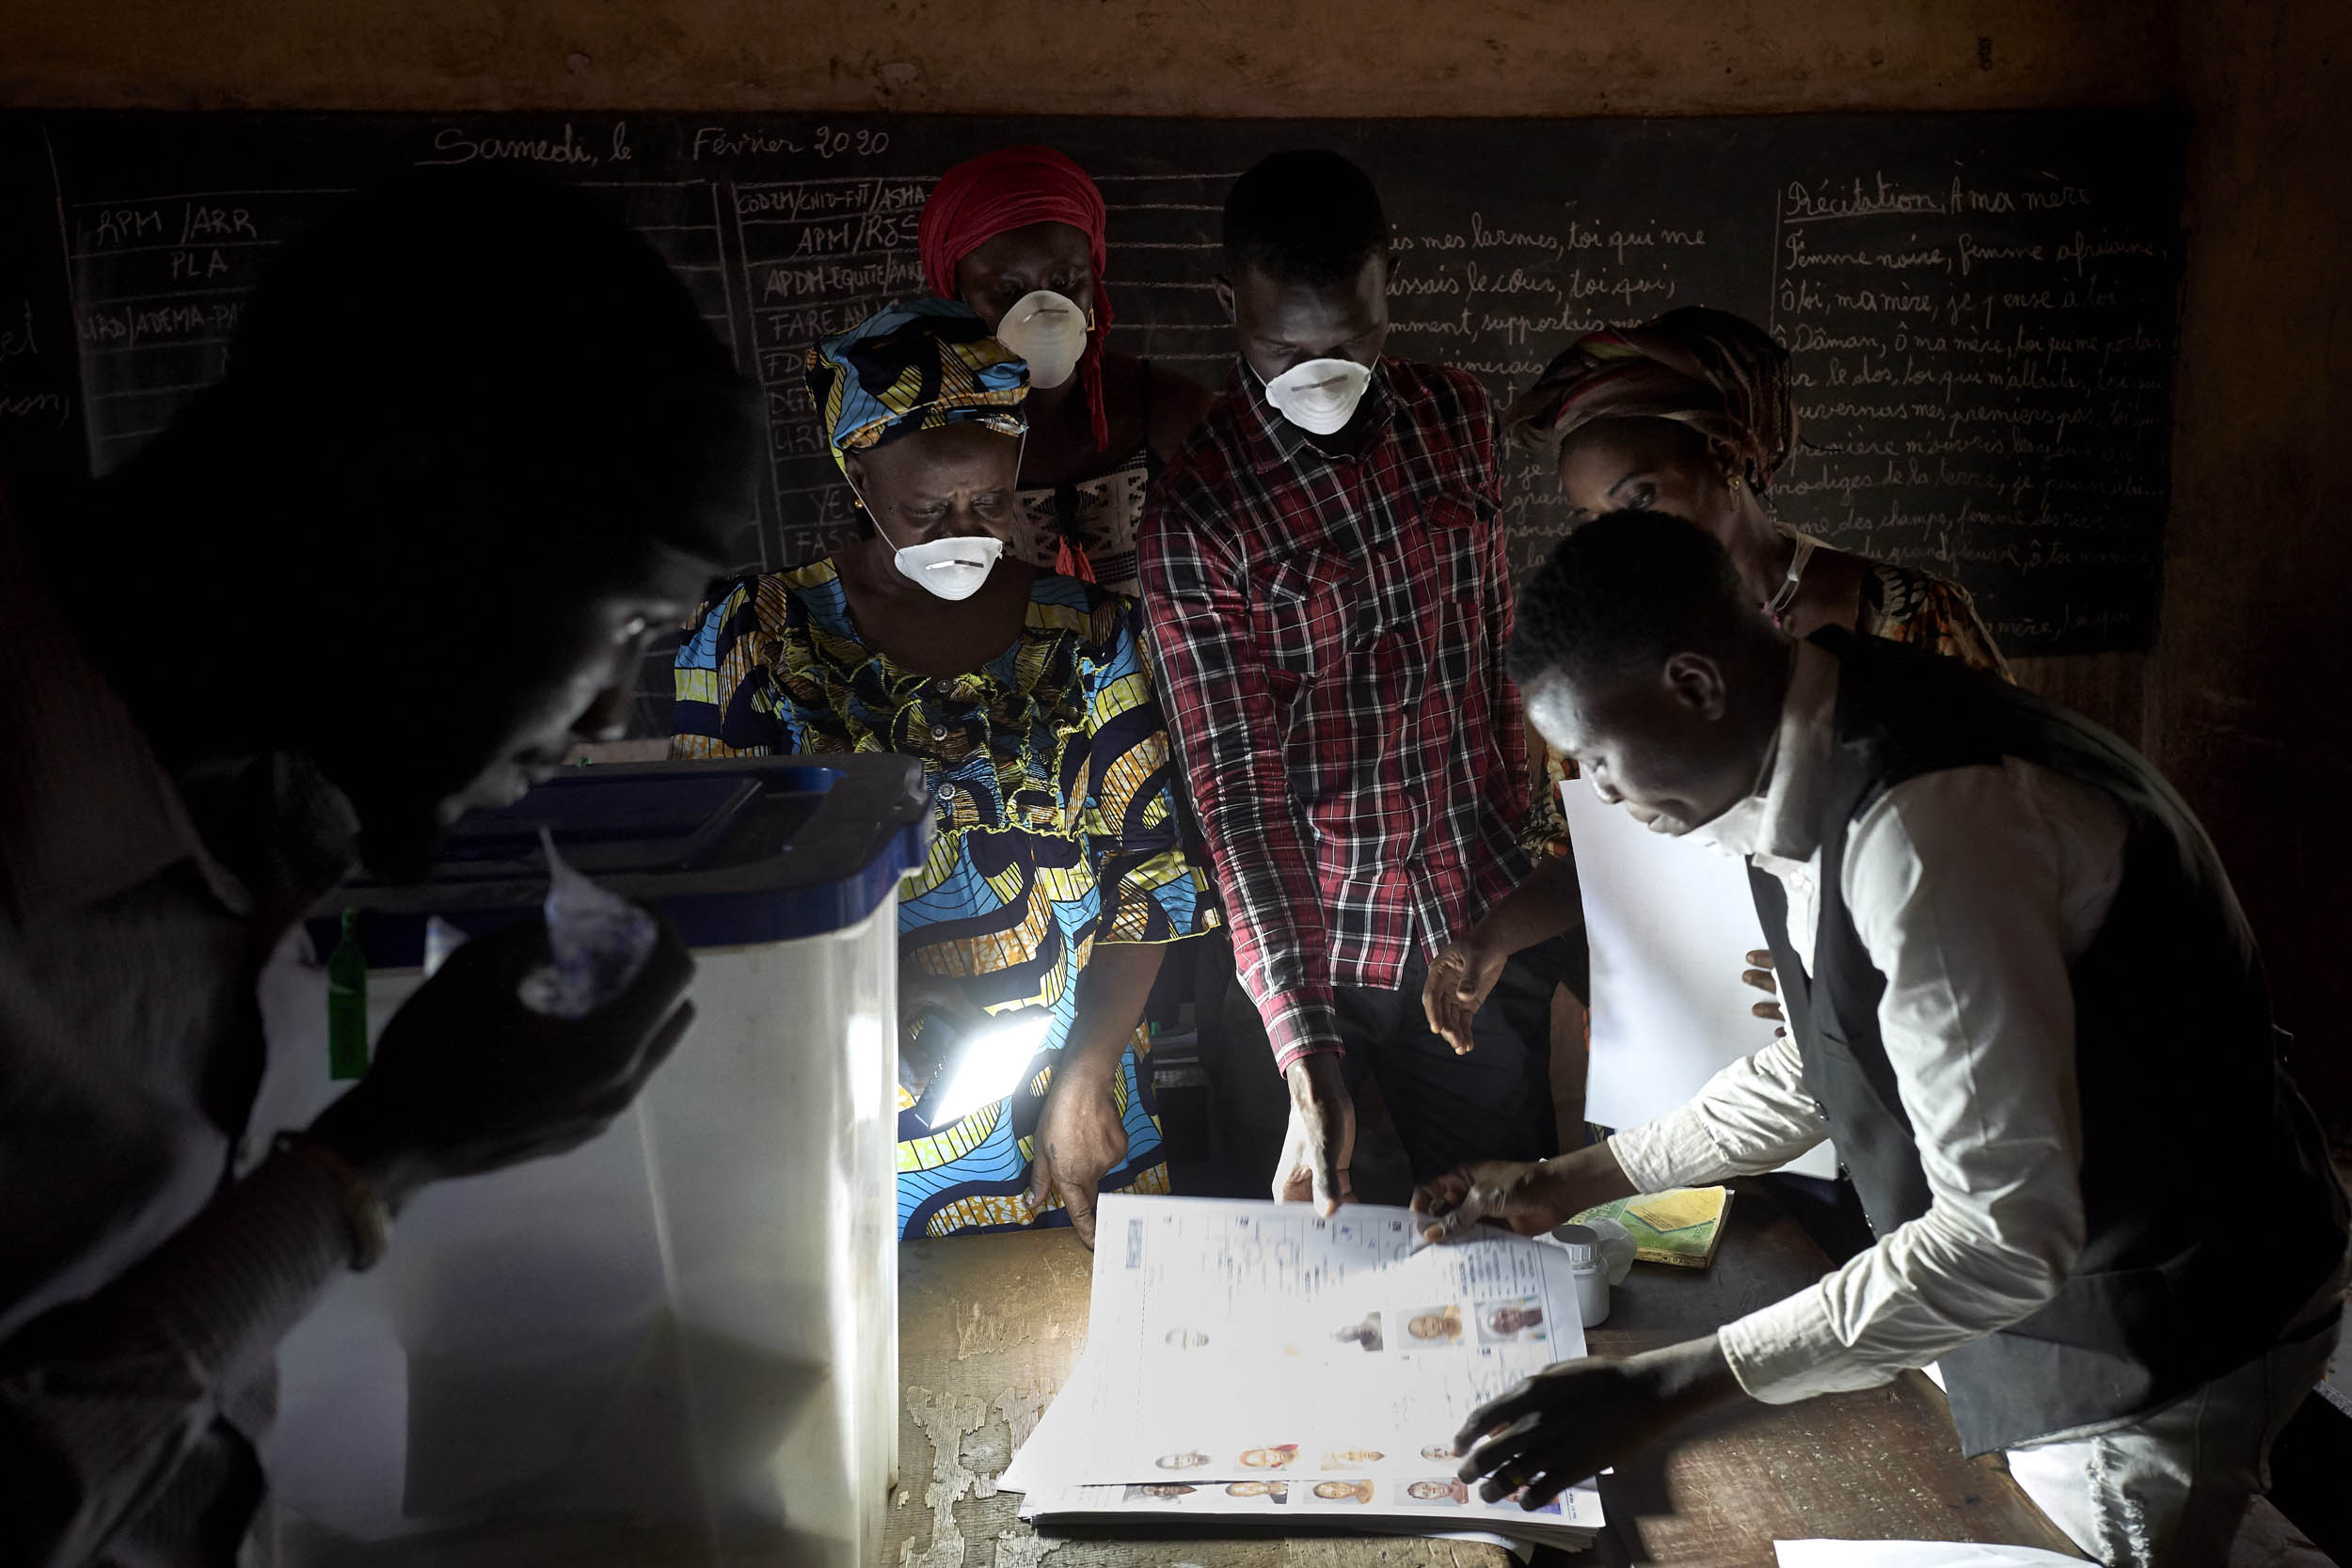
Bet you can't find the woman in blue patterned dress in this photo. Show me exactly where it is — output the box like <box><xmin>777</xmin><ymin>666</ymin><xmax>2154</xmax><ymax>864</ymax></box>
<box><xmin>672</xmin><ymin>298</ymin><xmax>1215</xmax><ymax>1242</ymax></box>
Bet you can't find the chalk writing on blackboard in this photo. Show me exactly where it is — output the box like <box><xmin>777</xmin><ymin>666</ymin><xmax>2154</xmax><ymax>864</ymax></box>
<box><xmin>1766</xmin><ymin>167</ymin><xmax>2171</xmax><ymax>647</ymax></box>
<box><xmin>1</xmin><ymin>298</ymin><xmax>68</xmax><ymax>429</ymax></box>
<box><xmin>0</xmin><ymin>109</ymin><xmax>2183</xmax><ymax>733</ymax></box>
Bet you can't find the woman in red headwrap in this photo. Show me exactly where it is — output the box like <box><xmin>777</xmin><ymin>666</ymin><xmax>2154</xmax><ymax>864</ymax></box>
<box><xmin>921</xmin><ymin>145</ymin><xmax>1214</xmax><ymax>594</ymax></box>
<box><xmin>1423</xmin><ymin>307</ymin><xmax>2008</xmax><ymax>1148</ymax></box>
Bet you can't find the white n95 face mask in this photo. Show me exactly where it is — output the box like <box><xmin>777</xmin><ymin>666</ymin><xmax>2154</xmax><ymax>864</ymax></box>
<box><xmin>1262</xmin><ymin>356</ymin><xmax>1374</xmax><ymax>436</ymax></box>
<box><xmin>993</xmin><ymin>290</ymin><xmax>1091</xmax><ymax>390</ymax></box>
<box><xmin>889</xmin><ymin>532</ymin><xmax>1005</xmax><ymax>601</ymax></box>
<box><xmin>850</xmin><ymin>428</ymin><xmax>1023</xmax><ymax>602</ymax></box>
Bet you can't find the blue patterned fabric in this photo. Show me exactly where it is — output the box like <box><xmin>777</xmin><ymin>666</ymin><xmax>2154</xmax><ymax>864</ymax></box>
<box><xmin>673</xmin><ymin>561</ymin><xmax>1214</xmax><ymax>1236</ymax></box>
<box><xmin>805</xmin><ymin>297</ymin><xmax>1027</xmax><ymax>477</ymax></box>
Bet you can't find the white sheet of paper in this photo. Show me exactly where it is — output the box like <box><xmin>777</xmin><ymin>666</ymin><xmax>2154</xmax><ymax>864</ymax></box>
<box><xmin>1775</xmin><ymin>1542</ymin><xmax>2085</xmax><ymax>1566</ymax></box>
<box><xmin>1002</xmin><ymin>1197</ymin><xmax>1608</xmax><ymax>1550</ymax></box>
<box><xmin>1008</xmin><ymin>1196</ymin><xmax>1589</xmax><ymax>1491</ymax></box>
<box><xmin>1561</xmin><ymin>782</ymin><xmax>1837</xmax><ymax>1180</ymax></box>
<box><xmin>1021</xmin><ymin>1476</ymin><xmax>1601</xmax><ymax>1545</ymax></box>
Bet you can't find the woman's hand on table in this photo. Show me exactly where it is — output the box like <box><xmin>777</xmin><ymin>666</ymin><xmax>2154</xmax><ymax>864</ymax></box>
<box><xmin>1452</xmin><ymin>1335</ymin><xmax>1750</xmax><ymax>1508</ymax></box>
<box><xmin>1409</xmin><ymin>1143</ymin><xmax>1637</xmax><ymax>1243</ymax></box>
<box><xmin>1027</xmin><ymin>1055</ymin><xmax>1128</xmax><ymax>1247</ymax></box>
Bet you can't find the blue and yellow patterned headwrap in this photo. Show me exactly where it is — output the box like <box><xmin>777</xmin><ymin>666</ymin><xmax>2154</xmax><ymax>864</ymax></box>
<box><xmin>804</xmin><ymin>298</ymin><xmax>1027</xmax><ymax>476</ymax></box>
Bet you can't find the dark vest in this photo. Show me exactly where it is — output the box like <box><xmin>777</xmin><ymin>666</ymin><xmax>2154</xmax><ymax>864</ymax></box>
<box><xmin>1750</xmin><ymin>627</ymin><xmax>2346</xmax><ymax>1456</ymax></box>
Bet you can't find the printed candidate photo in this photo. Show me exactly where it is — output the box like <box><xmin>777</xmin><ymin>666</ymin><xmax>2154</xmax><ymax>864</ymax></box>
<box><xmin>1475</xmin><ymin>1294</ymin><xmax>1548</xmax><ymax>1344</ymax></box>
<box><xmin>1400</xmin><ymin>1304</ymin><xmax>1463</xmax><ymax>1344</ymax></box>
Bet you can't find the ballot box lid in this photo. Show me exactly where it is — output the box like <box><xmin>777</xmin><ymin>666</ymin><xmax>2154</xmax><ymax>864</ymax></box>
<box><xmin>308</xmin><ymin>755</ymin><xmax>932</xmax><ymax>966</ymax></box>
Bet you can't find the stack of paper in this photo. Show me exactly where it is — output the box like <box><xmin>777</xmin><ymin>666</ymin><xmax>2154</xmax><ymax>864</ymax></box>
<box><xmin>1001</xmin><ymin>1195</ymin><xmax>1607</xmax><ymax>1552</ymax></box>
<box><xmin>1776</xmin><ymin>1544</ymin><xmax>2087</xmax><ymax>1566</ymax></box>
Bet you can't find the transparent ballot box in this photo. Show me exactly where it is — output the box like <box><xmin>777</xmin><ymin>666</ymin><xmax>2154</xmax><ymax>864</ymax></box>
<box><xmin>265</xmin><ymin>756</ymin><xmax>930</xmax><ymax>1568</ymax></box>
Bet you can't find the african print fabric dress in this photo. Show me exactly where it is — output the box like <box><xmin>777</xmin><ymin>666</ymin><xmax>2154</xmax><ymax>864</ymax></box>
<box><xmin>1009</xmin><ymin>444</ymin><xmax>1154</xmax><ymax>598</ymax></box>
<box><xmin>1851</xmin><ymin>552</ymin><xmax>2013</xmax><ymax>681</ymax></box>
<box><xmin>671</xmin><ymin>561</ymin><xmax>1215</xmax><ymax>1237</ymax></box>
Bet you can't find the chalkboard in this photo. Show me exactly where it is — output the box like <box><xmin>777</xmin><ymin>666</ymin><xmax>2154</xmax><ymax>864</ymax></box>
<box><xmin>0</xmin><ymin>110</ymin><xmax>2183</xmax><ymax>734</ymax></box>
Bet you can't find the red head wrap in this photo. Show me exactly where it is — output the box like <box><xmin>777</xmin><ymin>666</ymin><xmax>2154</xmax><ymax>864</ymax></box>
<box><xmin>919</xmin><ymin>145</ymin><xmax>1113</xmax><ymax>455</ymax></box>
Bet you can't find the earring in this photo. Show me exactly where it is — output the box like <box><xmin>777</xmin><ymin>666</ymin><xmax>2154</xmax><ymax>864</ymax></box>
<box><xmin>1726</xmin><ymin>473</ymin><xmax>1744</xmax><ymax>494</ymax></box>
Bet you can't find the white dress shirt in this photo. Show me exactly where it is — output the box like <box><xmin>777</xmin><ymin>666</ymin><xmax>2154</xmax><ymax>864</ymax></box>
<box><xmin>1607</xmin><ymin>639</ymin><xmax>2131</xmax><ymax>1404</ymax></box>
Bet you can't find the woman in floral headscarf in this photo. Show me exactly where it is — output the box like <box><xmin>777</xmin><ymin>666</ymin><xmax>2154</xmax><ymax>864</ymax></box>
<box><xmin>671</xmin><ymin>298</ymin><xmax>1214</xmax><ymax>1241</ymax></box>
<box><xmin>1424</xmin><ymin>308</ymin><xmax>2008</xmax><ymax>1102</ymax></box>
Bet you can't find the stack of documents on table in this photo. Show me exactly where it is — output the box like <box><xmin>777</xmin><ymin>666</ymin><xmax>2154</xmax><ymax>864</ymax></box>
<box><xmin>1001</xmin><ymin>1195</ymin><xmax>1605</xmax><ymax>1552</ymax></box>
<box><xmin>1775</xmin><ymin>1544</ymin><xmax>2088</xmax><ymax>1565</ymax></box>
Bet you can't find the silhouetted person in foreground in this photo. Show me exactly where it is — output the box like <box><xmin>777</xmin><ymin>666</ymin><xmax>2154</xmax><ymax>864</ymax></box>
<box><xmin>0</xmin><ymin>168</ymin><xmax>756</xmax><ymax>1567</ymax></box>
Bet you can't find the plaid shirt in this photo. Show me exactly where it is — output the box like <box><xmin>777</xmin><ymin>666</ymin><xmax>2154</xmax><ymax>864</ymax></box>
<box><xmin>1139</xmin><ymin>359</ymin><xmax>1558</xmax><ymax>1072</ymax></box>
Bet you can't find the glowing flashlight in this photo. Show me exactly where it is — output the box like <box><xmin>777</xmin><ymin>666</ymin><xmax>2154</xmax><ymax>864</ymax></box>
<box><xmin>911</xmin><ymin>1011</ymin><xmax>1056</xmax><ymax>1129</ymax></box>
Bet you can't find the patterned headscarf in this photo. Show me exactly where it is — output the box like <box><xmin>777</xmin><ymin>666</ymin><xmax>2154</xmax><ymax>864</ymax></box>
<box><xmin>803</xmin><ymin>298</ymin><xmax>1027</xmax><ymax>477</ymax></box>
<box><xmin>1501</xmin><ymin>306</ymin><xmax>1797</xmax><ymax>491</ymax></box>
<box><xmin>919</xmin><ymin>145</ymin><xmax>1113</xmax><ymax>452</ymax></box>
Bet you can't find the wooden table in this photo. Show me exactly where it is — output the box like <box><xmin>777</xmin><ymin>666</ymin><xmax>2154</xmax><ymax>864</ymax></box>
<box><xmin>888</xmin><ymin>1182</ymin><xmax>2081</xmax><ymax>1567</ymax></box>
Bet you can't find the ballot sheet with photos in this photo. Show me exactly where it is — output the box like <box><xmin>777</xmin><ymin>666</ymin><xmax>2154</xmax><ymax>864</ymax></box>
<box><xmin>1002</xmin><ymin>1194</ymin><xmax>1605</xmax><ymax>1551</ymax></box>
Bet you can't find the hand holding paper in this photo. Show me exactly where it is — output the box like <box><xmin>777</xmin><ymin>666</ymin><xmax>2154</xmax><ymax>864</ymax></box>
<box><xmin>1004</xmin><ymin>1195</ymin><xmax>1611</xmax><ymax>1549</ymax></box>
<box><xmin>311</xmin><ymin>915</ymin><xmax>696</xmax><ymax>1208</ymax></box>
<box><xmin>1411</xmin><ymin>1143</ymin><xmax>1638</xmax><ymax>1244</ymax></box>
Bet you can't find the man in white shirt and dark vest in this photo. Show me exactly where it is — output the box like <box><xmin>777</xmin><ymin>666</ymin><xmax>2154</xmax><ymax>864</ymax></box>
<box><xmin>1412</xmin><ymin>512</ymin><xmax>2348</xmax><ymax>1568</ymax></box>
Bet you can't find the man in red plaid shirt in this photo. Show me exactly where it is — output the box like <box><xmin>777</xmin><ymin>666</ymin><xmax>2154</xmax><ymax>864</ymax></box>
<box><xmin>1139</xmin><ymin>150</ymin><xmax>1567</xmax><ymax>1211</ymax></box>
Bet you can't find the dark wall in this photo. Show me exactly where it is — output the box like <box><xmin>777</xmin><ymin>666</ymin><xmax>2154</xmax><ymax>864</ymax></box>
<box><xmin>6</xmin><ymin>0</ymin><xmax>2347</xmax><ymax>1124</ymax></box>
<box><xmin>2163</xmin><ymin>1</ymin><xmax>2352</xmax><ymax>1124</ymax></box>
